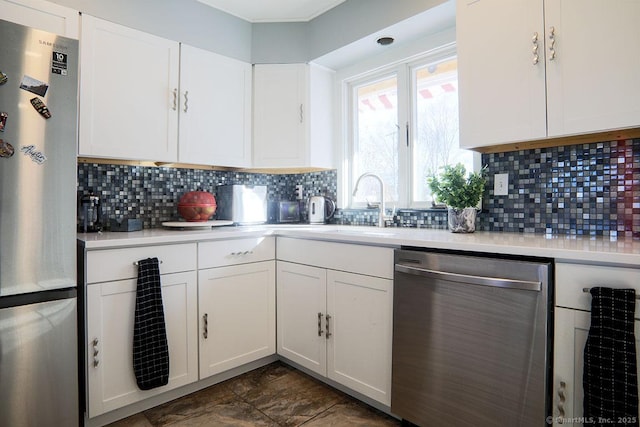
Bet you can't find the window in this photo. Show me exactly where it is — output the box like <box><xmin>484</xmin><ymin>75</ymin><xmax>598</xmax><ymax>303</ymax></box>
<box><xmin>347</xmin><ymin>48</ymin><xmax>476</xmax><ymax>208</ymax></box>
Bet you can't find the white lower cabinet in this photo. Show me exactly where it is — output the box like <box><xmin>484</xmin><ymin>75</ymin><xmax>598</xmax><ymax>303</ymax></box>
<box><xmin>198</xmin><ymin>261</ymin><xmax>276</xmax><ymax>378</ymax></box>
<box><xmin>553</xmin><ymin>262</ymin><xmax>640</xmax><ymax>426</ymax></box>
<box><xmin>86</xmin><ymin>271</ymin><xmax>198</xmax><ymax>418</ymax></box>
<box><xmin>276</xmin><ymin>238</ymin><xmax>393</xmax><ymax>406</ymax></box>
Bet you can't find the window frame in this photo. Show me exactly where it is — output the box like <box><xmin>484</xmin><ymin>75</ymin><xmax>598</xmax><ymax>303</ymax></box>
<box><xmin>342</xmin><ymin>42</ymin><xmax>480</xmax><ymax>210</ymax></box>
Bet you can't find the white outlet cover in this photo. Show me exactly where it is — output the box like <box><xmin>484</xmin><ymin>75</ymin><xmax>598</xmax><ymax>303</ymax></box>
<box><xmin>494</xmin><ymin>173</ymin><xmax>509</xmax><ymax>196</ymax></box>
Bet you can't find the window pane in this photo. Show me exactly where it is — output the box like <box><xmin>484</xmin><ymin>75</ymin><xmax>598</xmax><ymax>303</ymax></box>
<box><xmin>353</xmin><ymin>75</ymin><xmax>399</xmax><ymax>204</ymax></box>
<box><xmin>412</xmin><ymin>58</ymin><xmax>474</xmax><ymax>203</ymax></box>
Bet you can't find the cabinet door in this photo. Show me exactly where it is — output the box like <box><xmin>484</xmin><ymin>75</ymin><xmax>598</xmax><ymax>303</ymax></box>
<box><xmin>86</xmin><ymin>271</ymin><xmax>198</xmax><ymax>418</ymax></box>
<box><xmin>553</xmin><ymin>307</ymin><xmax>640</xmax><ymax>425</ymax></box>
<box><xmin>0</xmin><ymin>0</ymin><xmax>79</xmax><ymax>38</ymax></box>
<box><xmin>198</xmin><ymin>261</ymin><xmax>276</xmax><ymax>378</ymax></box>
<box><xmin>253</xmin><ymin>64</ymin><xmax>308</xmax><ymax>167</ymax></box>
<box><xmin>276</xmin><ymin>261</ymin><xmax>327</xmax><ymax>376</ymax></box>
<box><xmin>544</xmin><ymin>0</ymin><xmax>640</xmax><ymax>137</ymax></box>
<box><xmin>457</xmin><ymin>0</ymin><xmax>546</xmax><ymax>148</ymax></box>
<box><xmin>179</xmin><ymin>45</ymin><xmax>252</xmax><ymax>167</ymax></box>
<box><xmin>326</xmin><ymin>270</ymin><xmax>393</xmax><ymax>405</ymax></box>
<box><xmin>79</xmin><ymin>15</ymin><xmax>179</xmax><ymax>162</ymax></box>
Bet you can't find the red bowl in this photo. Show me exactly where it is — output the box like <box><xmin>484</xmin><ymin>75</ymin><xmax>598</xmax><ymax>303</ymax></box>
<box><xmin>177</xmin><ymin>191</ymin><xmax>217</xmax><ymax>222</ymax></box>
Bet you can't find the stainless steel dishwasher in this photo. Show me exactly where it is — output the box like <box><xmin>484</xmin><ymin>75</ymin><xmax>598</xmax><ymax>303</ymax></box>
<box><xmin>392</xmin><ymin>248</ymin><xmax>552</xmax><ymax>427</ymax></box>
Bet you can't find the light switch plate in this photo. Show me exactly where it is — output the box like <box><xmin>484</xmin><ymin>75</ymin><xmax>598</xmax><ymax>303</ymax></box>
<box><xmin>494</xmin><ymin>173</ymin><xmax>509</xmax><ymax>196</ymax></box>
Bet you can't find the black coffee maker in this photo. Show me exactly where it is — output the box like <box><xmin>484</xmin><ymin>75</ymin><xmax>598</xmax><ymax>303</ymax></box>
<box><xmin>78</xmin><ymin>190</ymin><xmax>103</xmax><ymax>232</ymax></box>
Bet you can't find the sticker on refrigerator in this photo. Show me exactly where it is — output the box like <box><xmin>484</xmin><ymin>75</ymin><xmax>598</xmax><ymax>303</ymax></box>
<box><xmin>0</xmin><ymin>71</ymin><xmax>7</xmax><ymax>85</ymax></box>
<box><xmin>30</xmin><ymin>97</ymin><xmax>51</xmax><ymax>119</ymax></box>
<box><xmin>51</xmin><ymin>51</ymin><xmax>68</xmax><ymax>76</ymax></box>
<box><xmin>20</xmin><ymin>145</ymin><xmax>46</xmax><ymax>164</ymax></box>
<box><xmin>0</xmin><ymin>139</ymin><xmax>14</xmax><ymax>158</ymax></box>
<box><xmin>19</xmin><ymin>75</ymin><xmax>48</xmax><ymax>97</ymax></box>
<box><xmin>0</xmin><ymin>112</ymin><xmax>7</xmax><ymax>131</ymax></box>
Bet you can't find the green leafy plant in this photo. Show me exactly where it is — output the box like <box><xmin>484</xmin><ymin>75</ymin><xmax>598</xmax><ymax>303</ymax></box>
<box><xmin>428</xmin><ymin>163</ymin><xmax>487</xmax><ymax>210</ymax></box>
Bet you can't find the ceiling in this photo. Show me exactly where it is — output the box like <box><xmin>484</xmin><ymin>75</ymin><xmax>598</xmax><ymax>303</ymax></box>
<box><xmin>196</xmin><ymin>0</ymin><xmax>347</xmax><ymax>23</ymax></box>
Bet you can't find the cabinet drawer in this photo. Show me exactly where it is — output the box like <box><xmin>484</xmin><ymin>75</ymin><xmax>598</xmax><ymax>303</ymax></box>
<box><xmin>198</xmin><ymin>237</ymin><xmax>275</xmax><ymax>269</ymax></box>
<box><xmin>556</xmin><ymin>262</ymin><xmax>640</xmax><ymax>318</ymax></box>
<box><xmin>86</xmin><ymin>243</ymin><xmax>196</xmax><ymax>284</ymax></box>
<box><xmin>277</xmin><ymin>237</ymin><xmax>394</xmax><ymax>279</ymax></box>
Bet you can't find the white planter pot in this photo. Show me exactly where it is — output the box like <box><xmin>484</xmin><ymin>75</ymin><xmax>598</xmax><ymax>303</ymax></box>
<box><xmin>447</xmin><ymin>207</ymin><xmax>477</xmax><ymax>233</ymax></box>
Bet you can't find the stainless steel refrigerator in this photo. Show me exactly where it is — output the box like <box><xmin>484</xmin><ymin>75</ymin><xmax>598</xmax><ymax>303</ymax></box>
<box><xmin>0</xmin><ymin>19</ymin><xmax>79</xmax><ymax>427</ymax></box>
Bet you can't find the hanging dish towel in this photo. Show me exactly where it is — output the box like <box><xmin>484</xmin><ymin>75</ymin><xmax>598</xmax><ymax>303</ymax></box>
<box><xmin>133</xmin><ymin>257</ymin><xmax>170</xmax><ymax>390</ymax></box>
<box><xmin>583</xmin><ymin>287</ymin><xmax>638</xmax><ymax>425</ymax></box>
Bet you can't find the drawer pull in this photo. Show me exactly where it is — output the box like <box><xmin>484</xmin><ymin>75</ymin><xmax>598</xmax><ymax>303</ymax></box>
<box><xmin>318</xmin><ymin>312</ymin><xmax>324</xmax><ymax>336</ymax></box>
<box><xmin>92</xmin><ymin>338</ymin><xmax>100</xmax><ymax>368</ymax></box>
<box><xmin>133</xmin><ymin>260</ymin><xmax>163</xmax><ymax>266</ymax></box>
<box><xmin>582</xmin><ymin>288</ymin><xmax>640</xmax><ymax>299</ymax></box>
<box><xmin>203</xmin><ymin>313</ymin><xmax>208</xmax><ymax>339</ymax></box>
<box><xmin>325</xmin><ymin>314</ymin><xmax>332</xmax><ymax>339</ymax></box>
<box><xmin>230</xmin><ymin>251</ymin><xmax>254</xmax><ymax>256</ymax></box>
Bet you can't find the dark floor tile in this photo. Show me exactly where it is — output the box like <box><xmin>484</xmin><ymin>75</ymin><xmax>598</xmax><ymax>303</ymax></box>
<box><xmin>226</xmin><ymin>361</ymin><xmax>296</xmax><ymax>397</ymax></box>
<box><xmin>162</xmin><ymin>400</ymin><xmax>278</xmax><ymax>426</ymax></box>
<box><xmin>241</xmin><ymin>369</ymin><xmax>348</xmax><ymax>427</ymax></box>
<box><xmin>105</xmin><ymin>413</ymin><xmax>153</xmax><ymax>427</ymax></box>
<box><xmin>300</xmin><ymin>401</ymin><xmax>401</xmax><ymax>426</ymax></box>
<box><xmin>144</xmin><ymin>382</ymin><xmax>237</xmax><ymax>426</ymax></box>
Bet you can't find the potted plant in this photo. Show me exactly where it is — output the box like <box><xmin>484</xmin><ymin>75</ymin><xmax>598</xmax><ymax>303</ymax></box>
<box><xmin>428</xmin><ymin>163</ymin><xmax>487</xmax><ymax>233</ymax></box>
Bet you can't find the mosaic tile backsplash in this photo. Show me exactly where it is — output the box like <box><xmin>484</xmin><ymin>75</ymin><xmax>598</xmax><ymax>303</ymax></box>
<box><xmin>77</xmin><ymin>138</ymin><xmax>639</xmax><ymax>237</ymax></box>
<box><xmin>77</xmin><ymin>165</ymin><xmax>336</xmax><ymax>230</ymax></box>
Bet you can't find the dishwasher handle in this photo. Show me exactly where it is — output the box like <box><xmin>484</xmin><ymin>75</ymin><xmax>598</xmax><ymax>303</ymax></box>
<box><xmin>395</xmin><ymin>264</ymin><xmax>541</xmax><ymax>292</ymax></box>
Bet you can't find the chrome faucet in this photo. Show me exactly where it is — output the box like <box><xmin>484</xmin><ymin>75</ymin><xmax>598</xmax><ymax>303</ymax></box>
<box><xmin>352</xmin><ymin>173</ymin><xmax>392</xmax><ymax>227</ymax></box>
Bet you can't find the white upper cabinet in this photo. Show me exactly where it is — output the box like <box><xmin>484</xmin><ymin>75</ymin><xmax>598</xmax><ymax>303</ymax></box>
<box><xmin>79</xmin><ymin>15</ymin><xmax>180</xmax><ymax>162</ymax></box>
<box><xmin>0</xmin><ymin>0</ymin><xmax>79</xmax><ymax>38</ymax></box>
<box><xmin>178</xmin><ymin>45</ymin><xmax>252</xmax><ymax>167</ymax></box>
<box><xmin>253</xmin><ymin>63</ymin><xmax>334</xmax><ymax>168</ymax></box>
<box><xmin>457</xmin><ymin>0</ymin><xmax>640</xmax><ymax>149</ymax></box>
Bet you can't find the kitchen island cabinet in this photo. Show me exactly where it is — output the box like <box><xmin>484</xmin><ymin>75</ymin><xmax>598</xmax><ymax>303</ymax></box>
<box><xmin>553</xmin><ymin>262</ymin><xmax>640</xmax><ymax>426</ymax></box>
<box><xmin>457</xmin><ymin>0</ymin><xmax>640</xmax><ymax>149</ymax></box>
<box><xmin>84</xmin><ymin>244</ymin><xmax>199</xmax><ymax>418</ymax></box>
<box><xmin>277</xmin><ymin>237</ymin><xmax>393</xmax><ymax>406</ymax></box>
<box><xmin>197</xmin><ymin>238</ymin><xmax>276</xmax><ymax>378</ymax></box>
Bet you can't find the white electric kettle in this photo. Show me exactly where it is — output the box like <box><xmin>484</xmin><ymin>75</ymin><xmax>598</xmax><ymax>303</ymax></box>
<box><xmin>308</xmin><ymin>196</ymin><xmax>336</xmax><ymax>224</ymax></box>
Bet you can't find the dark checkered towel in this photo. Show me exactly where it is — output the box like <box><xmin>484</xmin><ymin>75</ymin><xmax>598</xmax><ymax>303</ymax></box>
<box><xmin>133</xmin><ymin>257</ymin><xmax>169</xmax><ymax>390</ymax></box>
<box><xmin>584</xmin><ymin>287</ymin><xmax>638</xmax><ymax>426</ymax></box>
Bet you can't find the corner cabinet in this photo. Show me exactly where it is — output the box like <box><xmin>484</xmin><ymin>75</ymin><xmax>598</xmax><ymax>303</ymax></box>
<box><xmin>178</xmin><ymin>45</ymin><xmax>252</xmax><ymax>168</ymax></box>
<box><xmin>553</xmin><ymin>262</ymin><xmax>640</xmax><ymax>426</ymax></box>
<box><xmin>84</xmin><ymin>244</ymin><xmax>199</xmax><ymax>418</ymax></box>
<box><xmin>276</xmin><ymin>237</ymin><xmax>393</xmax><ymax>405</ymax></box>
<box><xmin>457</xmin><ymin>0</ymin><xmax>640</xmax><ymax>149</ymax></box>
<box><xmin>197</xmin><ymin>238</ymin><xmax>276</xmax><ymax>378</ymax></box>
<box><xmin>252</xmin><ymin>63</ymin><xmax>334</xmax><ymax>168</ymax></box>
<box><xmin>0</xmin><ymin>0</ymin><xmax>79</xmax><ymax>38</ymax></box>
<box><xmin>78</xmin><ymin>15</ymin><xmax>180</xmax><ymax>162</ymax></box>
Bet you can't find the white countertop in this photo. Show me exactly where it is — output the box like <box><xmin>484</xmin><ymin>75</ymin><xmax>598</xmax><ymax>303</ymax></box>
<box><xmin>78</xmin><ymin>224</ymin><xmax>640</xmax><ymax>266</ymax></box>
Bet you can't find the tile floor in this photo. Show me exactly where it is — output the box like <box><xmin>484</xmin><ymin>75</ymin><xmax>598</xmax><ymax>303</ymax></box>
<box><xmin>107</xmin><ymin>361</ymin><xmax>401</xmax><ymax>427</ymax></box>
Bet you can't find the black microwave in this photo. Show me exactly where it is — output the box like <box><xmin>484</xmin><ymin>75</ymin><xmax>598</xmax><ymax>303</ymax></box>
<box><xmin>268</xmin><ymin>201</ymin><xmax>300</xmax><ymax>223</ymax></box>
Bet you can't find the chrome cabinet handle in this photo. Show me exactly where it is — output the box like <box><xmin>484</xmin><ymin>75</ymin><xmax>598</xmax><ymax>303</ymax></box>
<box><xmin>230</xmin><ymin>251</ymin><xmax>253</xmax><ymax>256</ymax></box>
<box><xmin>532</xmin><ymin>32</ymin><xmax>540</xmax><ymax>65</ymax></box>
<box><xmin>318</xmin><ymin>312</ymin><xmax>324</xmax><ymax>336</ymax></box>
<box><xmin>325</xmin><ymin>314</ymin><xmax>332</xmax><ymax>339</ymax></box>
<box><xmin>548</xmin><ymin>26</ymin><xmax>556</xmax><ymax>61</ymax></box>
<box><xmin>203</xmin><ymin>313</ymin><xmax>208</xmax><ymax>339</ymax></box>
<box><xmin>557</xmin><ymin>380</ymin><xmax>566</xmax><ymax>422</ymax></box>
<box><xmin>92</xmin><ymin>338</ymin><xmax>100</xmax><ymax>367</ymax></box>
<box><xmin>183</xmin><ymin>91</ymin><xmax>189</xmax><ymax>113</ymax></box>
<box><xmin>299</xmin><ymin>104</ymin><xmax>304</xmax><ymax>123</ymax></box>
<box><xmin>172</xmin><ymin>88</ymin><xmax>178</xmax><ymax>110</ymax></box>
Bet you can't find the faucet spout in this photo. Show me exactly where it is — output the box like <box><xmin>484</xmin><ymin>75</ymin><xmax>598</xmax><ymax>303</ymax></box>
<box><xmin>352</xmin><ymin>173</ymin><xmax>391</xmax><ymax>227</ymax></box>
